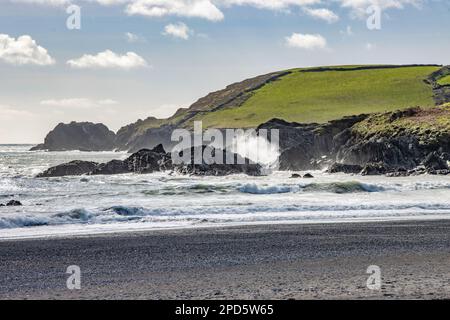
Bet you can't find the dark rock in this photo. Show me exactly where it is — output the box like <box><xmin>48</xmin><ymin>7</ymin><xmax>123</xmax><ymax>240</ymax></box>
<box><xmin>327</xmin><ymin>163</ymin><xmax>363</xmax><ymax>174</ymax></box>
<box><xmin>124</xmin><ymin>147</ymin><xmax>173</xmax><ymax>174</ymax></box>
<box><xmin>257</xmin><ymin>114</ymin><xmax>368</xmax><ymax>171</ymax></box>
<box><xmin>30</xmin><ymin>122</ymin><xmax>116</xmax><ymax>151</ymax></box>
<box><xmin>0</xmin><ymin>204</ymin><xmax>4</xmax><ymax>207</ymax></box>
<box><xmin>173</xmin><ymin>146</ymin><xmax>261</xmax><ymax>176</ymax></box>
<box><xmin>290</xmin><ymin>173</ymin><xmax>302</xmax><ymax>178</ymax></box>
<box><xmin>361</xmin><ymin>162</ymin><xmax>390</xmax><ymax>176</ymax></box>
<box><xmin>303</xmin><ymin>173</ymin><xmax>314</xmax><ymax>178</ymax></box>
<box><xmin>36</xmin><ymin>144</ymin><xmax>261</xmax><ymax>177</ymax></box>
<box><xmin>422</xmin><ymin>152</ymin><xmax>448</xmax><ymax>171</ymax></box>
<box><xmin>37</xmin><ymin>160</ymin><xmax>99</xmax><ymax>178</ymax></box>
<box><xmin>90</xmin><ymin>160</ymin><xmax>130</xmax><ymax>176</ymax></box>
<box><xmin>6</xmin><ymin>200</ymin><xmax>22</xmax><ymax>206</ymax></box>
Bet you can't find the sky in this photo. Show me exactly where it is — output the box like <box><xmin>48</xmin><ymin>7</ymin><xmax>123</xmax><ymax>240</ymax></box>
<box><xmin>0</xmin><ymin>0</ymin><xmax>449</xmax><ymax>143</ymax></box>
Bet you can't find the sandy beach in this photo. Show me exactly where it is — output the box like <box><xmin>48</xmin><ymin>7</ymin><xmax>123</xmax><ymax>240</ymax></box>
<box><xmin>0</xmin><ymin>220</ymin><xmax>449</xmax><ymax>300</ymax></box>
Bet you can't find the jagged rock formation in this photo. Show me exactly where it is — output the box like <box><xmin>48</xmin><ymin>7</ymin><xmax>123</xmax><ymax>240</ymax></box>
<box><xmin>37</xmin><ymin>145</ymin><xmax>262</xmax><ymax>178</ymax></box>
<box><xmin>258</xmin><ymin>105</ymin><xmax>450</xmax><ymax>176</ymax></box>
<box><xmin>30</xmin><ymin>122</ymin><xmax>116</xmax><ymax>151</ymax></box>
<box><xmin>36</xmin><ymin>160</ymin><xmax>99</xmax><ymax>178</ymax></box>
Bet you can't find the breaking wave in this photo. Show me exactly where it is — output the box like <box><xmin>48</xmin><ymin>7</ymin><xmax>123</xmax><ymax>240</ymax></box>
<box><xmin>2</xmin><ymin>201</ymin><xmax>450</xmax><ymax>230</ymax></box>
<box><xmin>299</xmin><ymin>181</ymin><xmax>385</xmax><ymax>193</ymax></box>
<box><xmin>238</xmin><ymin>184</ymin><xmax>293</xmax><ymax>194</ymax></box>
<box><xmin>238</xmin><ymin>181</ymin><xmax>385</xmax><ymax>195</ymax></box>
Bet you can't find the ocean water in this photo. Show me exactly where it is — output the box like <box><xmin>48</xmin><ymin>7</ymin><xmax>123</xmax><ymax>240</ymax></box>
<box><xmin>1</xmin><ymin>144</ymin><xmax>450</xmax><ymax>239</ymax></box>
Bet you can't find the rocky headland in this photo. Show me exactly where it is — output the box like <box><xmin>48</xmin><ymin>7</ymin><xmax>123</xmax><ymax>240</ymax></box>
<box><xmin>30</xmin><ymin>122</ymin><xmax>116</xmax><ymax>152</ymax></box>
<box><xmin>258</xmin><ymin>105</ymin><xmax>450</xmax><ymax>176</ymax></box>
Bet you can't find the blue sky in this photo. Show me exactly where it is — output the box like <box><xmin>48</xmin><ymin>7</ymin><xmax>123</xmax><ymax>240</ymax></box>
<box><xmin>0</xmin><ymin>0</ymin><xmax>449</xmax><ymax>143</ymax></box>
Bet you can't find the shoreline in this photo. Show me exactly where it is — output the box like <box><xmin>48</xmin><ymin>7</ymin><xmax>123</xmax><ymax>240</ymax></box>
<box><xmin>1</xmin><ymin>219</ymin><xmax>449</xmax><ymax>299</ymax></box>
<box><xmin>2</xmin><ymin>215</ymin><xmax>450</xmax><ymax>242</ymax></box>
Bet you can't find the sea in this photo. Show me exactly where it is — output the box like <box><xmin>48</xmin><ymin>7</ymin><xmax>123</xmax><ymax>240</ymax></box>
<box><xmin>1</xmin><ymin>144</ymin><xmax>450</xmax><ymax>240</ymax></box>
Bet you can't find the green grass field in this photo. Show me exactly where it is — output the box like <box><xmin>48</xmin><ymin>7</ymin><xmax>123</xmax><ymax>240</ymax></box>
<box><xmin>438</xmin><ymin>75</ymin><xmax>450</xmax><ymax>86</ymax></box>
<box><xmin>196</xmin><ymin>66</ymin><xmax>439</xmax><ymax>128</ymax></box>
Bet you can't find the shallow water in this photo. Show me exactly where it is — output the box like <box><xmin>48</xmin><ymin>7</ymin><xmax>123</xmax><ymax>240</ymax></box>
<box><xmin>1</xmin><ymin>144</ymin><xmax>450</xmax><ymax>239</ymax></box>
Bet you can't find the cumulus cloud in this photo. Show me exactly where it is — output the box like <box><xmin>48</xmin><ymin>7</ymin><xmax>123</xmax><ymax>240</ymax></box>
<box><xmin>303</xmin><ymin>7</ymin><xmax>339</xmax><ymax>23</ymax></box>
<box><xmin>67</xmin><ymin>50</ymin><xmax>148</xmax><ymax>69</ymax></box>
<box><xmin>285</xmin><ymin>33</ymin><xmax>327</xmax><ymax>50</ymax></box>
<box><xmin>40</xmin><ymin>98</ymin><xmax>118</xmax><ymax>108</ymax></box>
<box><xmin>163</xmin><ymin>22</ymin><xmax>192</xmax><ymax>39</ymax></box>
<box><xmin>126</xmin><ymin>0</ymin><xmax>225</xmax><ymax>21</ymax></box>
<box><xmin>0</xmin><ymin>34</ymin><xmax>55</xmax><ymax>66</ymax></box>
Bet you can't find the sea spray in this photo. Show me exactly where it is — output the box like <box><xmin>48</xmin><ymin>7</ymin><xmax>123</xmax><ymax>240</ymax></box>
<box><xmin>230</xmin><ymin>129</ymin><xmax>280</xmax><ymax>171</ymax></box>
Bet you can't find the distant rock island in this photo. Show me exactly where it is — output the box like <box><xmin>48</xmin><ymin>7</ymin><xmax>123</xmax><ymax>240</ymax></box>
<box><xmin>30</xmin><ymin>121</ymin><xmax>116</xmax><ymax>152</ymax></box>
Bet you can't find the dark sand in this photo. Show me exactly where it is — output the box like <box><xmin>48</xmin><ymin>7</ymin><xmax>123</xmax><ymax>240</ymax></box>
<box><xmin>1</xmin><ymin>220</ymin><xmax>450</xmax><ymax>300</ymax></box>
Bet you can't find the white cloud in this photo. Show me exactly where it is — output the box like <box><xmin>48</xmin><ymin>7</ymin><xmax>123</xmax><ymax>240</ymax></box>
<box><xmin>126</xmin><ymin>0</ymin><xmax>225</xmax><ymax>21</ymax></box>
<box><xmin>338</xmin><ymin>0</ymin><xmax>423</xmax><ymax>17</ymax></box>
<box><xmin>219</xmin><ymin>0</ymin><xmax>320</xmax><ymax>10</ymax></box>
<box><xmin>163</xmin><ymin>22</ymin><xmax>192</xmax><ymax>39</ymax></box>
<box><xmin>9</xmin><ymin>0</ymin><xmax>425</xmax><ymax>21</ymax></box>
<box><xmin>125</xmin><ymin>32</ymin><xmax>145</xmax><ymax>42</ymax></box>
<box><xmin>40</xmin><ymin>98</ymin><xmax>118</xmax><ymax>108</ymax></box>
<box><xmin>0</xmin><ymin>34</ymin><xmax>55</xmax><ymax>66</ymax></box>
<box><xmin>0</xmin><ymin>104</ymin><xmax>33</xmax><ymax>119</ymax></box>
<box><xmin>285</xmin><ymin>33</ymin><xmax>327</xmax><ymax>50</ymax></box>
<box><xmin>303</xmin><ymin>7</ymin><xmax>339</xmax><ymax>23</ymax></box>
<box><xmin>67</xmin><ymin>50</ymin><xmax>148</xmax><ymax>69</ymax></box>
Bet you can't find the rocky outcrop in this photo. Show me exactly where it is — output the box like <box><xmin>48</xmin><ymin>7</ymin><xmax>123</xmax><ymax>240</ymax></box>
<box><xmin>37</xmin><ymin>160</ymin><xmax>99</xmax><ymax>177</ymax></box>
<box><xmin>257</xmin><ymin>115</ymin><xmax>368</xmax><ymax>171</ymax></box>
<box><xmin>258</xmin><ymin>106</ymin><xmax>450</xmax><ymax>176</ymax></box>
<box><xmin>173</xmin><ymin>146</ymin><xmax>261</xmax><ymax>176</ymax></box>
<box><xmin>36</xmin><ymin>144</ymin><xmax>262</xmax><ymax>178</ymax></box>
<box><xmin>30</xmin><ymin>122</ymin><xmax>116</xmax><ymax>151</ymax></box>
<box><xmin>327</xmin><ymin>163</ymin><xmax>363</xmax><ymax>174</ymax></box>
<box><xmin>0</xmin><ymin>200</ymin><xmax>22</xmax><ymax>206</ymax></box>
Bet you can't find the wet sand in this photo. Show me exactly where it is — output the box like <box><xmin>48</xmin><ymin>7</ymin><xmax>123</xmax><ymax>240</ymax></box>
<box><xmin>1</xmin><ymin>220</ymin><xmax>449</xmax><ymax>299</ymax></box>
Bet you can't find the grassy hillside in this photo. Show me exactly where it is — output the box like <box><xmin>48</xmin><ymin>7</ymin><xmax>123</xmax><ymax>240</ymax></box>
<box><xmin>438</xmin><ymin>75</ymin><xmax>450</xmax><ymax>86</ymax></box>
<box><xmin>116</xmin><ymin>65</ymin><xmax>446</xmax><ymax>149</ymax></box>
<box><xmin>195</xmin><ymin>65</ymin><xmax>439</xmax><ymax>128</ymax></box>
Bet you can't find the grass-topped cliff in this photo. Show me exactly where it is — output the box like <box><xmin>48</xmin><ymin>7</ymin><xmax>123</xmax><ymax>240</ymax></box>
<box><xmin>112</xmin><ymin>64</ymin><xmax>449</xmax><ymax>151</ymax></box>
<box><xmin>352</xmin><ymin>103</ymin><xmax>450</xmax><ymax>138</ymax></box>
<box><xmin>196</xmin><ymin>65</ymin><xmax>439</xmax><ymax>128</ymax></box>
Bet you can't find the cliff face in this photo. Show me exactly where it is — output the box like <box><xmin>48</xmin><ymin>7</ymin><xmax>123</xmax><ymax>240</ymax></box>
<box><xmin>30</xmin><ymin>122</ymin><xmax>116</xmax><ymax>152</ymax></box>
<box><xmin>258</xmin><ymin>105</ymin><xmax>450</xmax><ymax>175</ymax></box>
